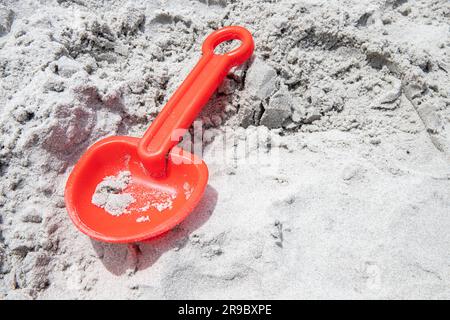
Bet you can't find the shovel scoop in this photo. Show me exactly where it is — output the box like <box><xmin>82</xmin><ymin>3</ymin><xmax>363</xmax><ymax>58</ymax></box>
<box><xmin>65</xmin><ymin>26</ymin><xmax>254</xmax><ymax>243</ymax></box>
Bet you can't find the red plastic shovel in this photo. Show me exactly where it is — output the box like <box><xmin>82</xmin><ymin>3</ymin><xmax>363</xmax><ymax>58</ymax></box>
<box><xmin>65</xmin><ymin>26</ymin><xmax>254</xmax><ymax>243</ymax></box>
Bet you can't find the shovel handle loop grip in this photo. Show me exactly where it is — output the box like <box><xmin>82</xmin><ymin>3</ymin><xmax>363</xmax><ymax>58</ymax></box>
<box><xmin>137</xmin><ymin>26</ymin><xmax>254</xmax><ymax>176</ymax></box>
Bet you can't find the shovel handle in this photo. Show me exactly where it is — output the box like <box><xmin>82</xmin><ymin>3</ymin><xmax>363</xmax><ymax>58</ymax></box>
<box><xmin>137</xmin><ymin>26</ymin><xmax>254</xmax><ymax>176</ymax></box>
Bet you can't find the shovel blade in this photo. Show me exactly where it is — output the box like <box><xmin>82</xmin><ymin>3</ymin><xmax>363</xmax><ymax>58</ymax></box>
<box><xmin>65</xmin><ymin>136</ymin><xmax>208</xmax><ymax>243</ymax></box>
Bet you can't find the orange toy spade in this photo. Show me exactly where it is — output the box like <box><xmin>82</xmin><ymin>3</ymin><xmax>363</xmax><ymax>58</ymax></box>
<box><xmin>65</xmin><ymin>26</ymin><xmax>254</xmax><ymax>243</ymax></box>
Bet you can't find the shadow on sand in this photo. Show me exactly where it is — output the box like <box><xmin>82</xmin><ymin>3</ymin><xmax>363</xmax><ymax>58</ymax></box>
<box><xmin>90</xmin><ymin>185</ymin><xmax>218</xmax><ymax>275</ymax></box>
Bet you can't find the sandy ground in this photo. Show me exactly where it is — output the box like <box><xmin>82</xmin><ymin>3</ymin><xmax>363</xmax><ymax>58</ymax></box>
<box><xmin>0</xmin><ymin>0</ymin><xmax>449</xmax><ymax>299</ymax></box>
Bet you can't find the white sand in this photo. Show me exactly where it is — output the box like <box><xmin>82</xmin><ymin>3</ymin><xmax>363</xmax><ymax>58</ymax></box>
<box><xmin>0</xmin><ymin>0</ymin><xmax>449</xmax><ymax>299</ymax></box>
<box><xmin>136</xmin><ymin>216</ymin><xmax>150</xmax><ymax>223</ymax></box>
<box><xmin>91</xmin><ymin>171</ymin><xmax>135</xmax><ymax>216</ymax></box>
